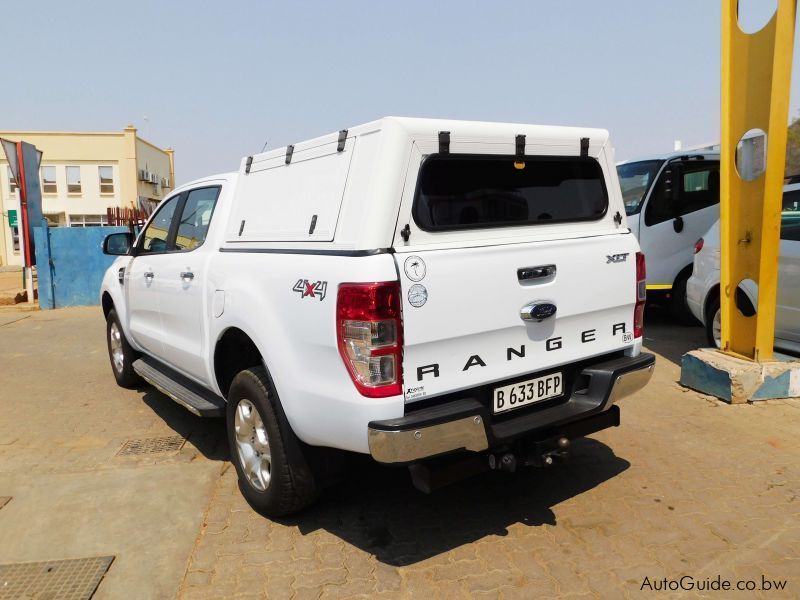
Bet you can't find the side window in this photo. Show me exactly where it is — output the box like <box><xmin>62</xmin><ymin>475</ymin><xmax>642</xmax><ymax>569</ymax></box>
<box><xmin>781</xmin><ymin>190</ymin><xmax>800</xmax><ymax>242</ymax></box>
<box><xmin>680</xmin><ymin>164</ymin><xmax>720</xmax><ymax>214</ymax></box>
<box><xmin>140</xmin><ymin>195</ymin><xmax>181</xmax><ymax>253</ymax></box>
<box><xmin>645</xmin><ymin>161</ymin><xmax>720</xmax><ymax>226</ymax></box>
<box><xmin>174</xmin><ymin>187</ymin><xmax>220</xmax><ymax>251</ymax></box>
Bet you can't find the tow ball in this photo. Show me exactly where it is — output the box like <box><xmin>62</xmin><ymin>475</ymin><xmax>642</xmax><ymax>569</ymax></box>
<box><xmin>531</xmin><ymin>436</ymin><xmax>571</xmax><ymax>467</ymax></box>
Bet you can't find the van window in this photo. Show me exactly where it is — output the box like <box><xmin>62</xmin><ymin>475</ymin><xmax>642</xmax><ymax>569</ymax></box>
<box><xmin>617</xmin><ymin>160</ymin><xmax>663</xmax><ymax>216</ymax></box>
<box><xmin>645</xmin><ymin>161</ymin><xmax>720</xmax><ymax>226</ymax></box>
<box><xmin>412</xmin><ymin>155</ymin><xmax>608</xmax><ymax>231</ymax></box>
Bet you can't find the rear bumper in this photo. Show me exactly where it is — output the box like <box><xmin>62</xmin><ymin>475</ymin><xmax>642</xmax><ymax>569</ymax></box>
<box><xmin>368</xmin><ymin>352</ymin><xmax>655</xmax><ymax>464</ymax></box>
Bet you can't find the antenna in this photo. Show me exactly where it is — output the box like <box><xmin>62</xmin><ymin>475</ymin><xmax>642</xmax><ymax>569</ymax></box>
<box><xmin>260</xmin><ymin>139</ymin><xmax>269</xmax><ymax>153</ymax></box>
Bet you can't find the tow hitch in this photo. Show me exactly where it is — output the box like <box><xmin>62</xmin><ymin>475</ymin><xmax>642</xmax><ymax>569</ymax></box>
<box><xmin>528</xmin><ymin>436</ymin><xmax>571</xmax><ymax>467</ymax></box>
<box><xmin>487</xmin><ymin>436</ymin><xmax>571</xmax><ymax>471</ymax></box>
<box><xmin>409</xmin><ymin>435</ymin><xmax>573</xmax><ymax>493</ymax></box>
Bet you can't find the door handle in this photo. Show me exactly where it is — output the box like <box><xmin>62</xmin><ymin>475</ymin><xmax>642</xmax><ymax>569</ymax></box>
<box><xmin>673</xmin><ymin>216</ymin><xmax>684</xmax><ymax>233</ymax></box>
<box><xmin>180</xmin><ymin>271</ymin><xmax>194</xmax><ymax>280</ymax></box>
<box><xmin>144</xmin><ymin>271</ymin><xmax>154</xmax><ymax>280</ymax></box>
<box><xmin>518</xmin><ymin>265</ymin><xmax>556</xmax><ymax>282</ymax></box>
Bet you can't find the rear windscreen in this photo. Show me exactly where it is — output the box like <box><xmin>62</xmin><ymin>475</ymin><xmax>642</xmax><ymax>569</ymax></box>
<box><xmin>412</xmin><ymin>155</ymin><xmax>608</xmax><ymax>231</ymax></box>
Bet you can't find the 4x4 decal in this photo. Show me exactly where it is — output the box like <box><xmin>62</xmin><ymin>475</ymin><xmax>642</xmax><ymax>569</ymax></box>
<box><xmin>293</xmin><ymin>279</ymin><xmax>328</xmax><ymax>301</ymax></box>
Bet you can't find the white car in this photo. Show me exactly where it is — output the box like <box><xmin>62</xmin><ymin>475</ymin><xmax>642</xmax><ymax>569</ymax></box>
<box><xmin>100</xmin><ymin>117</ymin><xmax>655</xmax><ymax>516</ymax></box>
<box><xmin>687</xmin><ymin>183</ymin><xmax>800</xmax><ymax>354</ymax></box>
<box><xmin>617</xmin><ymin>151</ymin><xmax>721</xmax><ymax>322</ymax></box>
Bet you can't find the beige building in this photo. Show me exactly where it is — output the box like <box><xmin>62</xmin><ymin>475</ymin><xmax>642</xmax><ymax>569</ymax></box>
<box><xmin>0</xmin><ymin>126</ymin><xmax>174</xmax><ymax>266</ymax></box>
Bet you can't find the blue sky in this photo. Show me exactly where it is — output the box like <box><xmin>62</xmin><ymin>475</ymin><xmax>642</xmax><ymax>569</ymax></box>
<box><xmin>6</xmin><ymin>0</ymin><xmax>799</xmax><ymax>183</ymax></box>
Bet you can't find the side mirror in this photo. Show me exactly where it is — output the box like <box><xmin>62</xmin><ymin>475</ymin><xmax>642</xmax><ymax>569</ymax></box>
<box><xmin>103</xmin><ymin>232</ymin><xmax>134</xmax><ymax>256</ymax></box>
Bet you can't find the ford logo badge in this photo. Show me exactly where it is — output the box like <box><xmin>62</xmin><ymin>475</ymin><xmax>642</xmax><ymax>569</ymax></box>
<box><xmin>520</xmin><ymin>301</ymin><xmax>557</xmax><ymax>322</ymax></box>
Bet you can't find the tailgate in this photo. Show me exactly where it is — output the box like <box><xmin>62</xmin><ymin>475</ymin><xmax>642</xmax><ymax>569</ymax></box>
<box><xmin>396</xmin><ymin>234</ymin><xmax>639</xmax><ymax>402</ymax></box>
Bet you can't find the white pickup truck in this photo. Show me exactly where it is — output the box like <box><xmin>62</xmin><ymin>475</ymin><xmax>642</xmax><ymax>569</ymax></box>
<box><xmin>100</xmin><ymin>117</ymin><xmax>655</xmax><ymax>516</ymax></box>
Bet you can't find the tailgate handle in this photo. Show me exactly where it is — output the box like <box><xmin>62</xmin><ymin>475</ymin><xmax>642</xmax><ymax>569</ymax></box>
<box><xmin>518</xmin><ymin>265</ymin><xmax>556</xmax><ymax>282</ymax></box>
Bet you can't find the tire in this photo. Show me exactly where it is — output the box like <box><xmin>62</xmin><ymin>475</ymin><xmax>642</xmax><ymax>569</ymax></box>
<box><xmin>705</xmin><ymin>295</ymin><xmax>721</xmax><ymax>348</ymax></box>
<box><xmin>226</xmin><ymin>367</ymin><xmax>318</xmax><ymax>517</ymax></box>
<box><xmin>106</xmin><ymin>308</ymin><xmax>142</xmax><ymax>388</ymax></box>
<box><xmin>669</xmin><ymin>272</ymin><xmax>699</xmax><ymax>325</ymax></box>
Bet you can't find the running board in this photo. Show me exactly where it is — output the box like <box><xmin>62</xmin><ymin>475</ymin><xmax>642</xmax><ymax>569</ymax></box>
<box><xmin>133</xmin><ymin>356</ymin><xmax>225</xmax><ymax>417</ymax></box>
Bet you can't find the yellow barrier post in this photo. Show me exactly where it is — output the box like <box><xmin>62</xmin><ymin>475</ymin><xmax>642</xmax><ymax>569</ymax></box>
<box><xmin>720</xmin><ymin>0</ymin><xmax>797</xmax><ymax>361</ymax></box>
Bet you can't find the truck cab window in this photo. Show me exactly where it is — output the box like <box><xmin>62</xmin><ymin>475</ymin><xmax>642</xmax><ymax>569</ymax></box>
<box><xmin>140</xmin><ymin>195</ymin><xmax>180</xmax><ymax>253</ymax></box>
<box><xmin>174</xmin><ymin>187</ymin><xmax>221</xmax><ymax>251</ymax></box>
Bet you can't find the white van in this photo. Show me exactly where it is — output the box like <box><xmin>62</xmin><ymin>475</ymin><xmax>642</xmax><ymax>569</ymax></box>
<box><xmin>616</xmin><ymin>151</ymin><xmax>720</xmax><ymax>321</ymax></box>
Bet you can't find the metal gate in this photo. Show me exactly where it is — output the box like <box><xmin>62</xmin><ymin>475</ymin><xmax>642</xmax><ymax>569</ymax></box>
<box><xmin>33</xmin><ymin>224</ymin><xmax>128</xmax><ymax>309</ymax></box>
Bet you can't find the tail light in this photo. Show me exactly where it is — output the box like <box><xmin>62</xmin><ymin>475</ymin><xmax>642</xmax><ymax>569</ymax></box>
<box><xmin>634</xmin><ymin>252</ymin><xmax>646</xmax><ymax>338</ymax></box>
<box><xmin>337</xmin><ymin>282</ymin><xmax>403</xmax><ymax>397</ymax></box>
<box><xmin>694</xmin><ymin>238</ymin><xmax>704</xmax><ymax>254</ymax></box>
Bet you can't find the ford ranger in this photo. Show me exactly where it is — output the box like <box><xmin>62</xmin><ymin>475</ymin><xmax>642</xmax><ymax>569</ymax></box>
<box><xmin>100</xmin><ymin>117</ymin><xmax>655</xmax><ymax>516</ymax></box>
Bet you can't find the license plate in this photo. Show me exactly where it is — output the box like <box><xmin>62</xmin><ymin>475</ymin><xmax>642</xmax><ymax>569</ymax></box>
<box><xmin>493</xmin><ymin>372</ymin><xmax>563</xmax><ymax>414</ymax></box>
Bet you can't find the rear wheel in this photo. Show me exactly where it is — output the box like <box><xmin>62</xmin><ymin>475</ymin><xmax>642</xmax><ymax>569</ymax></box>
<box><xmin>106</xmin><ymin>308</ymin><xmax>142</xmax><ymax>388</ymax></box>
<box><xmin>669</xmin><ymin>272</ymin><xmax>699</xmax><ymax>325</ymax></box>
<box><xmin>226</xmin><ymin>366</ymin><xmax>318</xmax><ymax>517</ymax></box>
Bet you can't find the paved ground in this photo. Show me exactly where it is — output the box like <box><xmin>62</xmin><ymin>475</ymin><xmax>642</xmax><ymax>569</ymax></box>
<box><xmin>1</xmin><ymin>305</ymin><xmax>798</xmax><ymax>599</ymax></box>
<box><xmin>0</xmin><ymin>271</ymin><xmax>22</xmax><ymax>294</ymax></box>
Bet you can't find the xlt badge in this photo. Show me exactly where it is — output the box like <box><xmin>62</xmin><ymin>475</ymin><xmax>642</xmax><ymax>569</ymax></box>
<box><xmin>606</xmin><ymin>253</ymin><xmax>629</xmax><ymax>264</ymax></box>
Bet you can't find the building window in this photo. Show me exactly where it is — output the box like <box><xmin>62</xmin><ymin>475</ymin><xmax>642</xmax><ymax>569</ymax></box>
<box><xmin>99</xmin><ymin>166</ymin><xmax>114</xmax><ymax>194</ymax></box>
<box><xmin>42</xmin><ymin>165</ymin><xmax>57</xmax><ymax>194</ymax></box>
<box><xmin>11</xmin><ymin>226</ymin><xmax>19</xmax><ymax>253</ymax></box>
<box><xmin>69</xmin><ymin>214</ymin><xmax>108</xmax><ymax>227</ymax></box>
<box><xmin>66</xmin><ymin>166</ymin><xmax>81</xmax><ymax>193</ymax></box>
<box><xmin>7</xmin><ymin>167</ymin><xmax>18</xmax><ymax>194</ymax></box>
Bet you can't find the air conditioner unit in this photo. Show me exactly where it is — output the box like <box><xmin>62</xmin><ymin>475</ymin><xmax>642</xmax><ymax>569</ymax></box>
<box><xmin>138</xmin><ymin>169</ymin><xmax>148</xmax><ymax>181</ymax></box>
<box><xmin>161</xmin><ymin>177</ymin><xmax>170</xmax><ymax>188</ymax></box>
<box><xmin>150</xmin><ymin>173</ymin><xmax>158</xmax><ymax>184</ymax></box>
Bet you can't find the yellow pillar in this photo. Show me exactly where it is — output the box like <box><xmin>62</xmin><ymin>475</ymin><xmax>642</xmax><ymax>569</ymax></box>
<box><xmin>720</xmin><ymin>0</ymin><xmax>797</xmax><ymax>361</ymax></box>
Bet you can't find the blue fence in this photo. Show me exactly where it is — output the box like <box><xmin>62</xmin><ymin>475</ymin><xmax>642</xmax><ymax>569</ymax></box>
<box><xmin>34</xmin><ymin>224</ymin><xmax>128</xmax><ymax>309</ymax></box>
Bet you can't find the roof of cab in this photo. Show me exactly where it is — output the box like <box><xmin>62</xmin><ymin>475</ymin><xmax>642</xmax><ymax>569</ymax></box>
<box><xmin>170</xmin><ymin>172</ymin><xmax>237</xmax><ymax>195</ymax></box>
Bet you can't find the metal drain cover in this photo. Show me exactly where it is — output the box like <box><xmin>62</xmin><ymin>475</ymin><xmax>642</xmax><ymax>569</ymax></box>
<box><xmin>0</xmin><ymin>556</ymin><xmax>114</xmax><ymax>600</ymax></box>
<box><xmin>116</xmin><ymin>435</ymin><xmax>185</xmax><ymax>456</ymax></box>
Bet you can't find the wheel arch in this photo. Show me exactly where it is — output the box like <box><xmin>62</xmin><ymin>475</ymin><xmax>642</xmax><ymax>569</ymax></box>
<box><xmin>703</xmin><ymin>283</ymin><xmax>721</xmax><ymax>323</ymax></box>
<box><xmin>101</xmin><ymin>291</ymin><xmax>114</xmax><ymax>317</ymax></box>
<box><xmin>703</xmin><ymin>282</ymin><xmax>757</xmax><ymax>322</ymax></box>
<box><xmin>673</xmin><ymin>263</ymin><xmax>695</xmax><ymax>290</ymax></box>
<box><xmin>213</xmin><ymin>327</ymin><xmax>265</xmax><ymax>398</ymax></box>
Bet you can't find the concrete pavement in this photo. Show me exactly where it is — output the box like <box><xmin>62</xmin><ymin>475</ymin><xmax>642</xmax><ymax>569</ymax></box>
<box><xmin>0</xmin><ymin>305</ymin><xmax>798</xmax><ymax>599</ymax></box>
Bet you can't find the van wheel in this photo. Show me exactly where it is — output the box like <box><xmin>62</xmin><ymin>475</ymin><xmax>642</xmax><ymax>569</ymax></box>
<box><xmin>106</xmin><ymin>308</ymin><xmax>142</xmax><ymax>388</ymax></box>
<box><xmin>226</xmin><ymin>367</ymin><xmax>318</xmax><ymax>517</ymax></box>
<box><xmin>669</xmin><ymin>273</ymin><xmax>698</xmax><ymax>325</ymax></box>
<box><xmin>705</xmin><ymin>295</ymin><xmax>721</xmax><ymax>348</ymax></box>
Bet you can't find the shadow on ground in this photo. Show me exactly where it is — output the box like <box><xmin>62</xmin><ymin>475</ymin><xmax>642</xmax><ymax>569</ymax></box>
<box><xmin>140</xmin><ymin>389</ymin><xmax>229</xmax><ymax>461</ymax></box>
<box><xmin>281</xmin><ymin>438</ymin><xmax>629</xmax><ymax>566</ymax></box>
<box><xmin>641</xmin><ymin>304</ymin><xmax>706</xmax><ymax>366</ymax></box>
